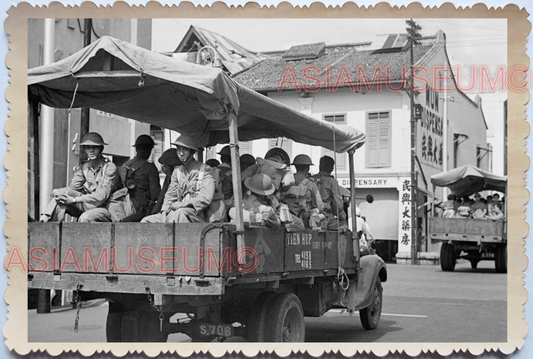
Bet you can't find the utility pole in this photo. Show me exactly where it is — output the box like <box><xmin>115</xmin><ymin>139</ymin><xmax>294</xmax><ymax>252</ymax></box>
<box><xmin>80</xmin><ymin>19</ymin><xmax>92</xmax><ymax>144</ymax></box>
<box><xmin>406</xmin><ymin>19</ymin><xmax>422</xmax><ymax>265</ymax></box>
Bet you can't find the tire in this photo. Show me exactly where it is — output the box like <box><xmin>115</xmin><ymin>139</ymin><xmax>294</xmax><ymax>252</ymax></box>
<box><xmin>440</xmin><ymin>243</ymin><xmax>456</xmax><ymax>271</ymax></box>
<box><xmin>246</xmin><ymin>291</ymin><xmax>277</xmax><ymax>342</ymax></box>
<box><xmin>106</xmin><ymin>305</ymin><xmax>168</xmax><ymax>342</ymax></box>
<box><xmin>495</xmin><ymin>244</ymin><xmax>507</xmax><ymax>273</ymax></box>
<box><xmin>263</xmin><ymin>293</ymin><xmax>305</xmax><ymax>342</ymax></box>
<box><xmin>359</xmin><ymin>277</ymin><xmax>383</xmax><ymax>330</ymax></box>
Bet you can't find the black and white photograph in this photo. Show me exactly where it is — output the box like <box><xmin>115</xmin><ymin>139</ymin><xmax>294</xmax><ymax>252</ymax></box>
<box><xmin>2</xmin><ymin>2</ymin><xmax>530</xmax><ymax>357</ymax></box>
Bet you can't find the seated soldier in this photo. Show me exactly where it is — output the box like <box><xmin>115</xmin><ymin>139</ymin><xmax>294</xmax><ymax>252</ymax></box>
<box><xmin>282</xmin><ymin>154</ymin><xmax>324</xmax><ymax>229</ymax></box>
<box><xmin>442</xmin><ymin>194</ymin><xmax>457</xmax><ymax>218</ymax></box>
<box><xmin>40</xmin><ymin>132</ymin><xmax>119</xmax><ymax>223</ymax></box>
<box><xmin>241</xmin><ymin>147</ymin><xmax>295</xmax><ymax>210</ymax></box>
<box><xmin>150</xmin><ymin>148</ymin><xmax>182</xmax><ymax>215</ymax></box>
<box><xmin>312</xmin><ymin>156</ymin><xmax>347</xmax><ymax>230</ymax></box>
<box><xmin>141</xmin><ymin>134</ymin><xmax>215</xmax><ymax>223</ymax></box>
<box><xmin>119</xmin><ymin>135</ymin><xmax>161</xmax><ymax>222</ymax></box>
<box><xmin>229</xmin><ymin>173</ymin><xmax>281</xmax><ymax>229</ymax></box>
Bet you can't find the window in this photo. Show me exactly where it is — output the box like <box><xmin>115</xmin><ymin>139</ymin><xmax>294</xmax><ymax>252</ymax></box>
<box><xmin>322</xmin><ymin>114</ymin><xmax>347</xmax><ymax>171</ymax></box>
<box><xmin>366</xmin><ymin>111</ymin><xmax>391</xmax><ymax>168</ymax></box>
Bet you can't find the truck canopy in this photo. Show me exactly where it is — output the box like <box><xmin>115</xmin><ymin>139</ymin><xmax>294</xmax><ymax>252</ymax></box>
<box><xmin>28</xmin><ymin>36</ymin><xmax>365</xmax><ymax>153</ymax></box>
<box><xmin>430</xmin><ymin>164</ymin><xmax>507</xmax><ymax>197</ymax></box>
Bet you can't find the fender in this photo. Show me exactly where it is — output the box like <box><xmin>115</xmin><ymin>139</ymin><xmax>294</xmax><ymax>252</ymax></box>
<box><xmin>351</xmin><ymin>254</ymin><xmax>387</xmax><ymax>310</ymax></box>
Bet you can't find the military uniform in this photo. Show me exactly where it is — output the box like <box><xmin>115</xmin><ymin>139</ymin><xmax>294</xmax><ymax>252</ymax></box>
<box><xmin>142</xmin><ymin>159</ymin><xmax>215</xmax><ymax>223</ymax></box>
<box><xmin>312</xmin><ymin>172</ymin><xmax>346</xmax><ymax>230</ymax></box>
<box><xmin>119</xmin><ymin>158</ymin><xmax>161</xmax><ymax>221</ymax></box>
<box><xmin>43</xmin><ymin>158</ymin><xmax>119</xmax><ymax>222</ymax></box>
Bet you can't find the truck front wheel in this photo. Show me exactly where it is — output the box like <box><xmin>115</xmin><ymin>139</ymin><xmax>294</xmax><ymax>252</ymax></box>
<box><xmin>263</xmin><ymin>293</ymin><xmax>305</xmax><ymax>342</ymax></box>
<box><xmin>440</xmin><ymin>243</ymin><xmax>456</xmax><ymax>271</ymax></box>
<box><xmin>495</xmin><ymin>244</ymin><xmax>507</xmax><ymax>273</ymax></box>
<box><xmin>359</xmin><ymin>277</ymin><xmax>383</xmax><ymax>330</ymax></box>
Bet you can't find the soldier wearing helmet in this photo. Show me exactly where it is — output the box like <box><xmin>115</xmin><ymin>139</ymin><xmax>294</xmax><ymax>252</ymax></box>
<box><xmin>229</xmin><ymin>173</ymin><xmax>281</xmax><ymax>228</ymax></box>
<box><xmin>150</xmin><ymin>148</ymin><xmax>182</xmax><ymax>215</ymax></box>
<box><xmin>118</xmin><ymin>134</ymin><xmax>161</xmax><ymax>222</ymax></box>
<box><xmin>312</xmin><ymin>156</ymin><xmax>347</xmax><ymax>230</ymax></box>
<box><xmin>39</xmin><ymin>132</ymin><xmax>119</xmax><ymax>223</ymax></box>
<box><xmin>141</xmin><ymin>134</ymin><xmax>215</xmax><ymax>223</ymax></box>
<box><xmin>282</xmin><ymin>154</ymin><xmax>324</xmax><ymax>228</ymax></box>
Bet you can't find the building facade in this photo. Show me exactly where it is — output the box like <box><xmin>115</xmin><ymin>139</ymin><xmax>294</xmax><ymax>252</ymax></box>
<box><xmin>28</xmin><ymin>19</ymin><xmax>154</xmax><ymax>219</ymax></box>
<box><xmin>233</xmin><ymin>30</ymin><xmax>490</xmax><ymax>261</ymax></box>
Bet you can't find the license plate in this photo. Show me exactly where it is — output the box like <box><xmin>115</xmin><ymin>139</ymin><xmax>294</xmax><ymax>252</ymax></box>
<box><xmin>198</xmin><ymin>323</ymin><xmax>233</xmax><ymax>337</ymax></box>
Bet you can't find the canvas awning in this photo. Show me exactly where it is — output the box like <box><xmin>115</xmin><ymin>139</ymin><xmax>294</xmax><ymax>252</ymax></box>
<box><xmin>28</xmin><ymin>36</ymin><xmax>365</xmax><ymax>153</ymax></box>
<box><xmin>430</xmin><ymin>165</ymin><xmax>507</xmax><ymax>197</ymax></box>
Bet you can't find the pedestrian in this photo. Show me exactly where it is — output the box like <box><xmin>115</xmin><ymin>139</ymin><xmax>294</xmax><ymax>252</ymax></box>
<box><xmin>39</xmin><ymin>132</ymin><xmax>119</xmax><ymax>223</ymax></box>
<box><xmin>141</xmin><ymin>134</ymin><xmax>215</xmax><ymax>223</ymax></box>
<box><xmin>119</xmin><ymin>135</ymin><xmax>161</xmax><ymax>222</ymax></box>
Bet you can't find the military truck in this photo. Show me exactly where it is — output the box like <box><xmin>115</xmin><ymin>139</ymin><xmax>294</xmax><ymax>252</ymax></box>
<box><xmin>428</xmin><ymin>165</ymin><xmax>507</xmax><ymax>273</ymax></box>
<box><xmin>27</xmin><ymin>36</ymin><xmax>387</xmax><ymax>342</ymax></box>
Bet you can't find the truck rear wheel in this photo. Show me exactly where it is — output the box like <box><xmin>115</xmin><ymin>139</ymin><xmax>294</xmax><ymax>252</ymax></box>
<box><xmin>246</xmin><ymin>291</ymin><xmax>277</xmax><ymax>342</ymax></box>
<box><xmin>263</xmin><ymin>293</ymin><xmax>305</xmax><ymax>342</ymax></box>
<box><xmin>106</xmin><ymin>305</ymin><xmax>168</xmax><ymax>342</ymax></box>
<box><xmin>495</xmin><ymin>244</ymin><xmax>507</xmax><ymax>273</ymax></box>
<box><xmin>440</xmin><ymin>243</ymin><xmax>456</xmax><ymax>271</ymax></box>
<box><xmin>359</xmin><ymin>277</ymin><xmax>383</xmax><ymax>330</ymax></box>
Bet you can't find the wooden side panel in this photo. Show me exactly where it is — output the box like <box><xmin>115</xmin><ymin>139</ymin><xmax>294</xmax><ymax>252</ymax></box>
<box><xmin>284</xmin><ymin>230</ymin><xmax>325</xmax><ymax>272</ymax></box>
<box><xmin>174</xmin><ymin>224</ymin><xmax>222</xmax><ymax>277</ymax></box>
<box><xmin>28</xmin><ymin>222</ymin><xmax>60</xmax><ymax>272</ymax></box>
<box><xmin>239</xmin><ymin>227</ymin><xmax>285</xmax><ymax>275</ymax></box>
<box><xmin>324</xmin><ymin>232</ymin><xmax>355</xmax><ymax>270</ymax></box>
<box><xmin>114</xmin><ymin>223</ymin><xmax>173</xmax><ymax>275</ymax></box>
<box><xmin>61</xmin><ymin>223</ymin><xmax>112</xmax><ymax>273</ymax></box>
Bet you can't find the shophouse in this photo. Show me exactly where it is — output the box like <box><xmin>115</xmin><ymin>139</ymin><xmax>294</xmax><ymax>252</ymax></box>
<box><xmin>28</xmin><ymin>19</ymin><xmax>153</xmax><ymax>219</ymax></box>
<box><xmin>232</xmin><ymin>31</ymin><xmax>490</xmax><ymax>262</ymax></box>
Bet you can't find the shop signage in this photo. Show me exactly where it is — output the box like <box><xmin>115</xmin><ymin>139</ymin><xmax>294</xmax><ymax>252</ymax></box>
<box><xmin>337</xmin><ymin>177</ymin><xmax>399</xmax><ymax>188</ymax></box>
<box><xmin>418</xmin><ymin>85</ymin><xmax>443</xmax><ymax>170</ymax></box>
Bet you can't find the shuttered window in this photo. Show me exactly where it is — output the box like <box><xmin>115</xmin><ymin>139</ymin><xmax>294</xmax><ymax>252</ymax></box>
<box><xmin>322</xmin><ymin>113</ymin><xmax>347</xmax><ymax>171</ymax></box>
<box><xmin>366</xmin><ymin>111</ymin><xmax>391</xmax><ymax>168</ymax></box>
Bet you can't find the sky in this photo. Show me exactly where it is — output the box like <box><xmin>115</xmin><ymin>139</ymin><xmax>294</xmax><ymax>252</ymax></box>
<box><xmin>152</xmin><ymin>18</ymin><xmax>508</xmax><ymax>175</ymax></box>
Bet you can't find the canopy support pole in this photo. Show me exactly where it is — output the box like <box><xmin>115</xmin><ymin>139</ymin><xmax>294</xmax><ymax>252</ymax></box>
<box><xmin>227</xmin><ymin>111</ymin><xmax>245</xmax><ymax>264</ymax></box>
<box><xmin>348</xmin><ymin>150</ymin><xmax>359</xmax><ymax>264</ymax></box>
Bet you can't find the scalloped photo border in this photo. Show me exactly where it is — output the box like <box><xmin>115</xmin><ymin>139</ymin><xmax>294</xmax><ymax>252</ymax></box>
<box><xmin>3</xmin><ymin>1</ymin><xmax>530</xmax><ymax>357</ymax></box>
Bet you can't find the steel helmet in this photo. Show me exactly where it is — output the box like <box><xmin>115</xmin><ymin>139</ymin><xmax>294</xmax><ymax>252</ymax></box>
<box><xmin>240</xmin><ymin>154</ymin><xmax>256</xmax><ymax>165</ymax></box>
<box><xmin>172</xmin><ymin>134</ymin><xmax>199</xmax><ymax>152</ymax></box>
<box><xmin>80</xmin><ymin>132</ymin><xmax>108</xmax><ymax>146</ymax></box>
<box><xmin>133</xmin><ymin>134</ymin><xmax>155</xmax><ymax>147</ymax></box>
<box><xmin>217</xmin><ymin>145</ymin><xmax>231</xmax><ymax>157</ymax></box>
<box><xmin>265</xmin><ymin>147</ymin><xmax>290</xmax><ymax>165</ymax></box>
<box><xmin>244</xmin><ymin>173</ymin><xmax>275</xmax><ymax>196</ymax></box>
<box><xmin>158</xmin><ymin>149</ymin><xmax>182</xmax><ymax>167</ymax></box>
<box><xmin>291</xmin><ymin>154</ymin><xmax>314</xmax><ymax>166</ymax></box>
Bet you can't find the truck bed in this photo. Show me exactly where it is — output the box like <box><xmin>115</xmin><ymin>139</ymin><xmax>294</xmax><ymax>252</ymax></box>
<box><xmin>27</xmin><ymin>222</ymin><xmax>357</xmax><ymax>296</ymax></box>
<box><xmin>429</xmin><ymin>217</ymin><xmax>506</xmax><ymax>243</ymax></box>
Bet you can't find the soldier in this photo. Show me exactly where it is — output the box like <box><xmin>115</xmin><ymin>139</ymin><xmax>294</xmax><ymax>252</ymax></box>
<box><xmin>150</xmin><ymin>148</ymin><xmax>182</xmax><ymax>215</ymax></box>
<box><xmin>229</xmin><ymin>173</ymin><xmax>281</xmax><ymax>228</ymax></box>
<box><xmin>39</xmin><ymin>132</ymin><xmax>119</xmax><ymax>223</ymax></box>
<box><xmin>119</xmin><ymin>135</ymin><xmax>161</xmax><ymax>222</ymax></box>
<box><xmin>141</xmin><ymin>134</ymin><xmax>215</xmax><ymax>223</ymax></box>
<box><xmin>312</xmin><ymin>156</ymin><xmax>347</xmax><ymax>230</ymax></box>
<box><xmin>282</xmin><ymin>154</ymin><xmax>324</xmax><ymax>228</ymax></box>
